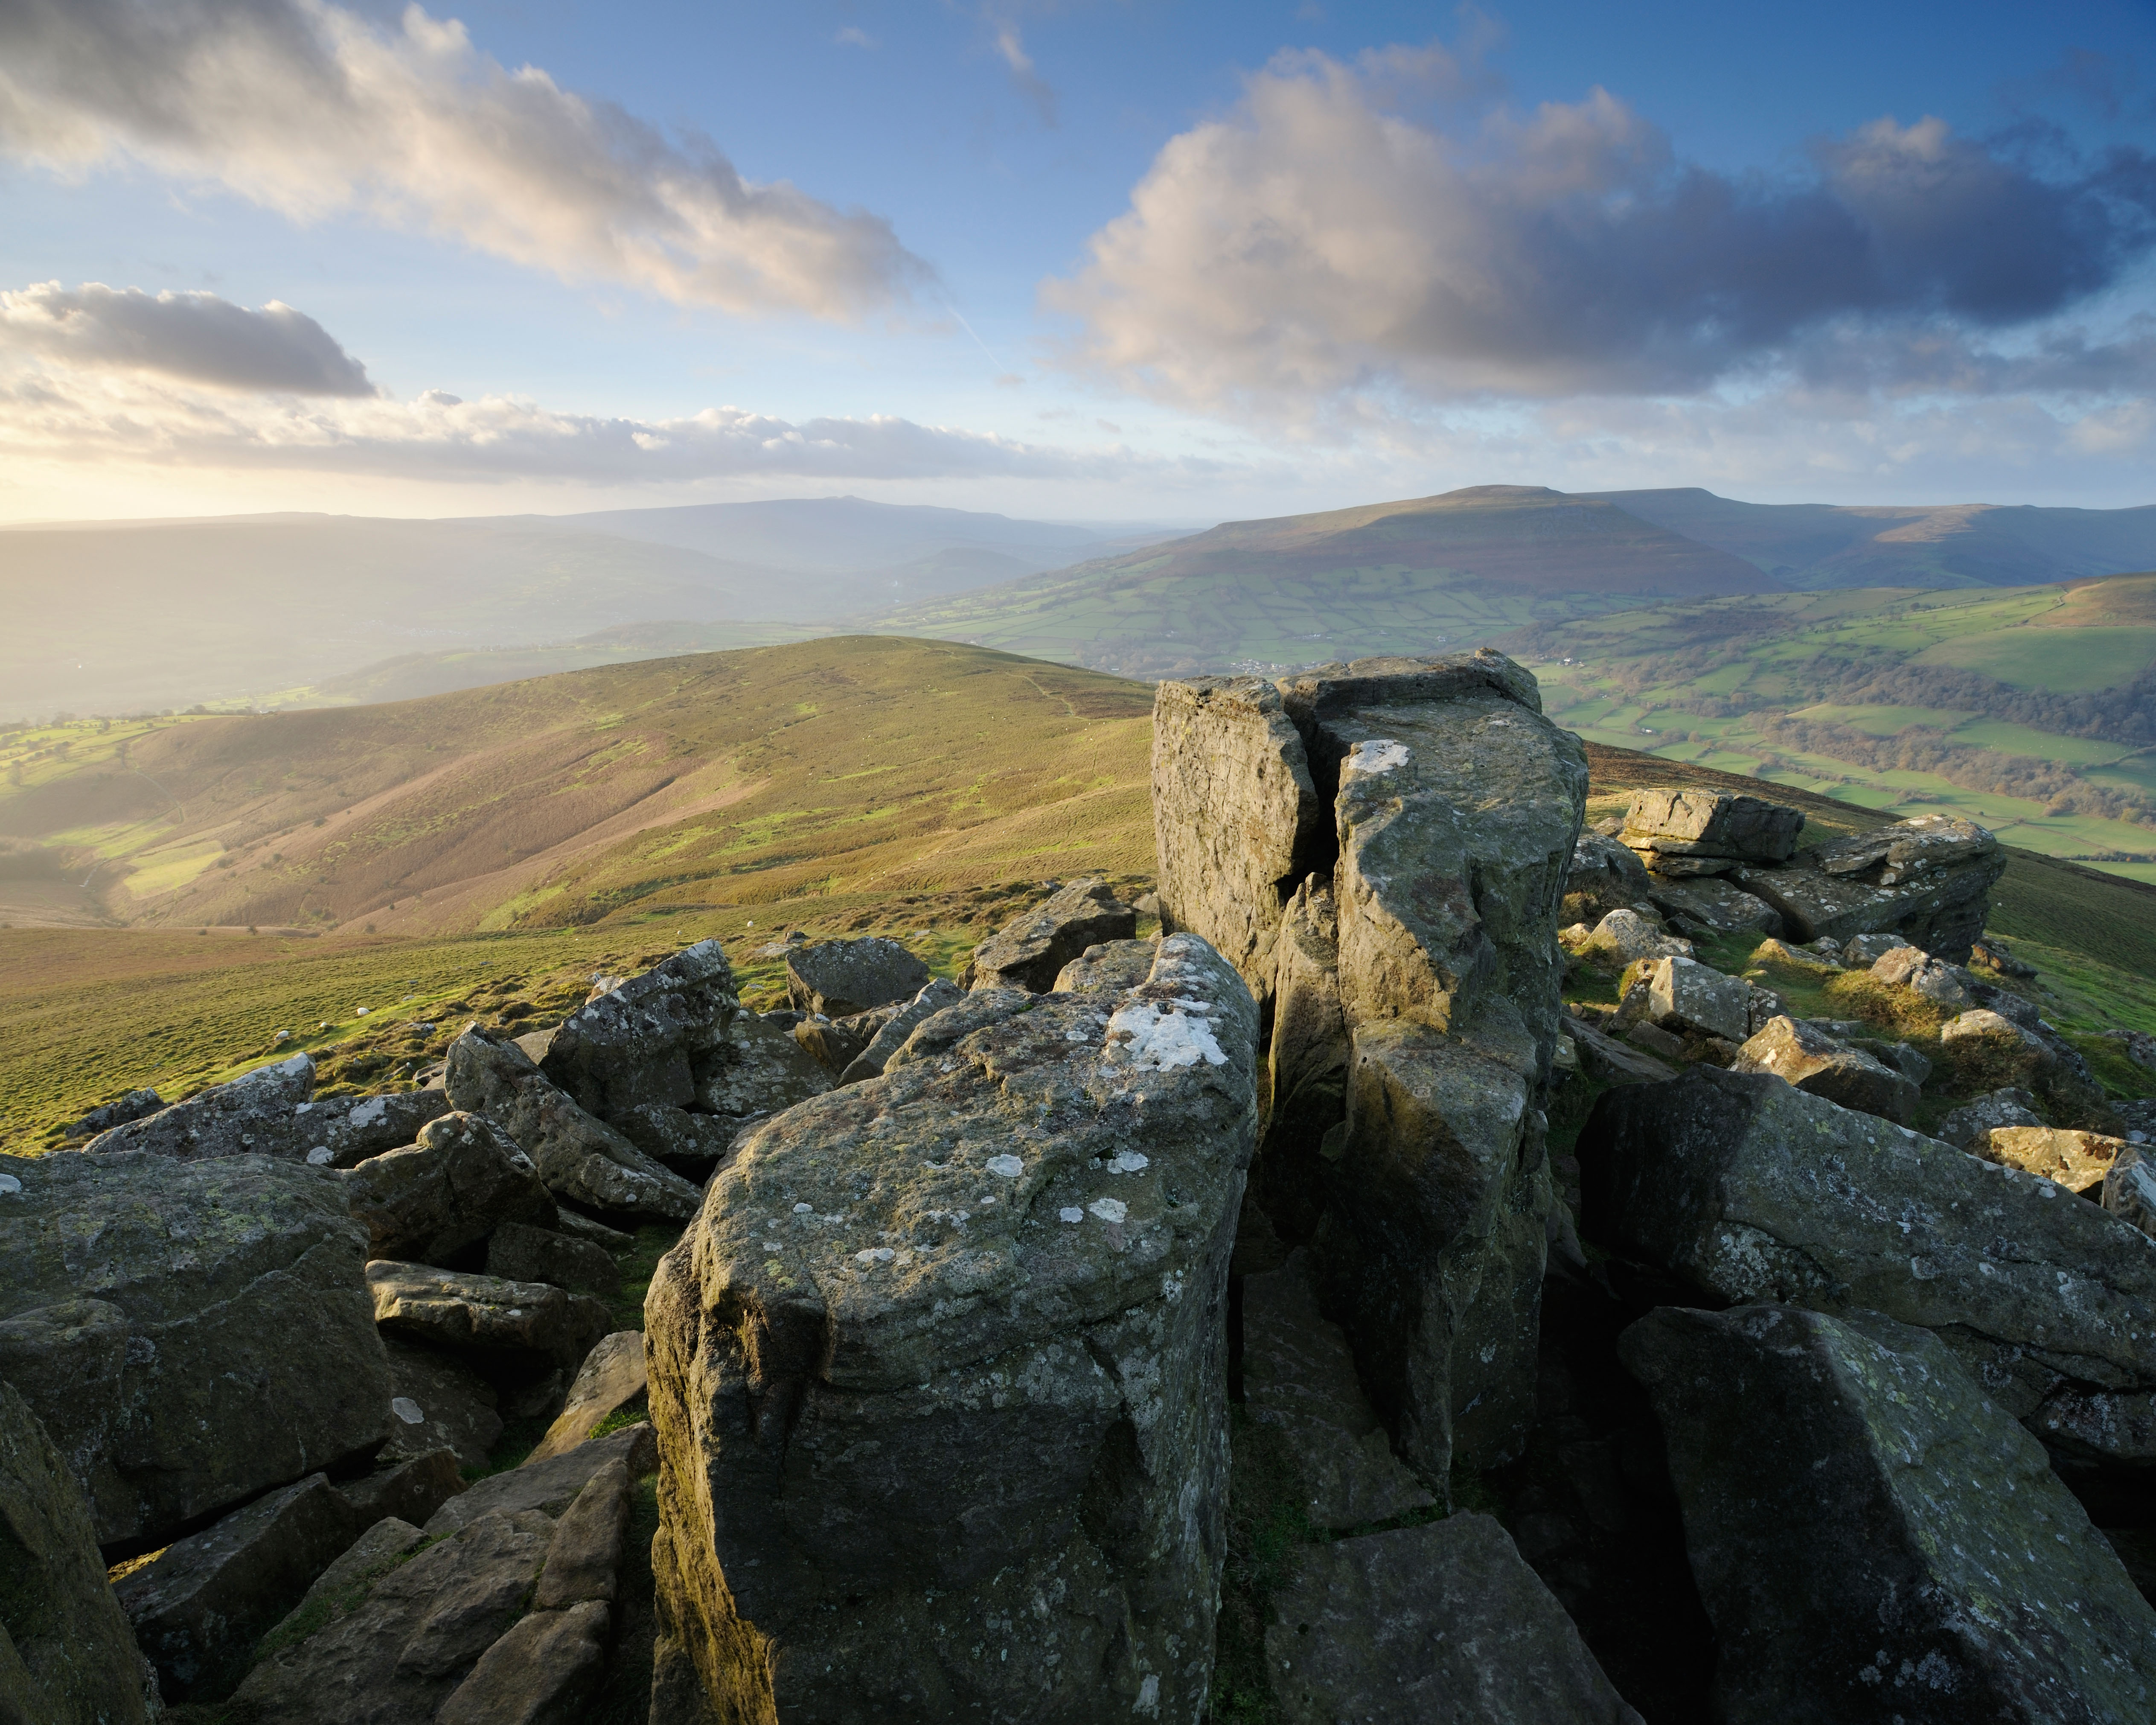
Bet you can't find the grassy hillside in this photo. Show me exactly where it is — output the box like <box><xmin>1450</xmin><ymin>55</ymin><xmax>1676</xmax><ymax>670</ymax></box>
<box><xmin>1511</xmin><ymin>578</ymin><xmax>2156</xmax><ymax>880</ymax></box>
<box><xmin>871</xmin><ymin>486</ymin><xmax>1777</xmax><ymax>680</ymax></box>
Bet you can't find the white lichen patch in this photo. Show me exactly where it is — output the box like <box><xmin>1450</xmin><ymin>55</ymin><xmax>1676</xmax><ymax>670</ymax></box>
<box><xmin>1105</xmin><ymin>1002</ymin><xmax>1228</xmax><ymax>1071</ymax></box>
<box><xmin>1059</xmin><ymin>1207</ymin><xmax>1084</xmax><ymax>1224</ymax></box>
<box><xmin>986</xmin><ymin>1154</ymin><xmax>1025</xmax><ymax>1179</ymax></box>
<box><xmin>1110</xmin><ymin>1151</ymin><xmax>1150</xmax><ymax>1173</ymax></box>
<box><xmin>1342</xmin><ymin>738</ymin><xmax>1410</xmax><ymax>780</ymax></box>
<box><xmin>1089</xmin><ymin>1198</ymin><xmax>1129</xmax><ymax>1224</ymax></box>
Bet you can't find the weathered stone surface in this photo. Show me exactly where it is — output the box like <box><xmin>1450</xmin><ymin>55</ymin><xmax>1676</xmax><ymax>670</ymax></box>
<box><xmin>1621</xmin><ymin>787</ymin><xmax>1804</xmax><ymax>867</ymax></box>
<box><xmin>1562</xmin><ymin>1015</ymin><xmax>1679</xmax><ymax>1086</ymax></box>
<box><xmin>291</xmin><ymin>1090</ymin><xmax>455</xmax><ymax>1170</ymax></box>
<box><xmin>118</xmin><ymin>1472</ymin><xmax>358</xmax><ymax>1701</ymax></box>
<box><xmin>83</xmin><ymin>1052</ymin><xmax>313</xmax><ymax>1158</ymax></box>
<box><xmin>1241</xmin><ymin>1250</ymin><xmax>1433</xmax><ymax>1529</ymax></box>
<box><xmin>379</xmin><ymin>1338</ymin><xmax>502</xmax><ymax>1469</ymax></box>
<box><xmin>1733</xmin><ymin>815</ymin><xmax>2006</xmax><ymax>963</ymax></box>
<box><xmin>785</xmin><ymin>935</ymin><xmax>931</xmax><ymax>1019</ymax></box>
<box><xmin>367</xmin><ymin>1262</ymin><xmax>611</xmax><ymax>1376</ymax></box>
<box><xmin>550</xmin><ymin>1207</ymin><xmax>632</xmax><ymax>1252</ymax></box>
<box><xmin>62</xmin><ymin>1087</ymin><xmax>165</xmax><ymax>1139</ymax></box>
<box><xmin>343</xmin><ymin>1110</ymin><xmax>555</xmax><ymax>1265</ymax></box>
<box><xmin>877</xmin><ymin>986</ymin><xmax>1033</xmax><ymax>1072</ymax></box>
<box><xmin>609</xmin><ymin>1103</ymin><xmax>738</xmax><ymax>1171</ymax></box>
<box><xmin>1573</xmin><ymin>908</ymin><xmax>1692</xmax><ymax>965</ymax></box>
<box><xmin>445</xmin><ymin>1026</ymin><xmax>702</xmax><ymax>1219</ymax></box>
<box><xmin>1940</xmin><ymin>1008</ymin><xmax>2054</xmax><ymax>1085</ymax></box>
<box><xmin>1644</xmin><ymin>871</ymin><xmax>1783</xmax><ymax>935</ymax></box>
<box><xmin>647</xmin><ymin>933</ymin><xmax>1259</xmax><ymax>1724</ymax></box>
<box><xmin>1253</xmin><ymin>879</ymin><xmax>1350</xmax><ymax>1239</ymax></box>
<box><xmin>1871</xmin><ymin>944</ymin><xmax>1976</xmax><ymax>1009</ymax></box>
<box><xmin>532</xmin><ymin>1459</ymin><xmax>630</xmax><ymax>1608</ymax></box>
<box><xmin>540</xmin><ymin>939</ymin><xmax>737</xmax><ymax>1119</ymax></box>
<box><xmin>791</xmin><ymin>1014</ymin><xmax>868</xmax><ymax>1075</ymax></box>
<box><xmin>1638</xmin><ymin>955</ymin><xmax>1750</xmax><ymax>1043</ymax></box>
<box><xmin>1264</xmin><ymin>1514</ymin><xmax>1642</xmax><ymax>1725</ymax></box>
<box><xmin>691</xmin><ymin>1010</ymin><xmax>832</xmax><ymax>1119</ymax></box>
<box><xmin>0</xmin><ymin>1379</ymin><xmax>153</xmax><ymax>1725</ymax></box>
<box><xmin>1979</xmin><ymin>1125</ymin><xmax>2127</xmax><ymax>1195</ymax></box>
<box><xmin>434</xmin><ymin>1600</ymin><xmax>608</xmax><ymax>1725</ymax></box>
<box><xmin>1851</xmin><ymin>1034</ymin><xmax>1932</xmax><ymax>1087</ymax></box>
<box><xmin>968</xmin><ymin>878</ymin><xmax>1137</xmax><ymax>992</ymax></box>
<box><xmin>1151</xmin><ymin>673</ymin><xmax>1321</xmax><ymax>999</ymax></box>
<box><xmin>2104</xmin><ymin>1143</ymin><xmax>2156</xmax><ymax>1238</ymax></box>
<box><xmin>227</xmin><ymin>1507</ymin><xmax>556</xmax><ymax>1724</ymax></box>
<box><xmin>1622</xmin><ymin>1304</ymin><xmax>2156</xmax><ymax>1724</ymax></box>
<box><xmin>1580</xmin><ymin>1065</ymin><xmax>2156</xmax><ymax>1461</ymax></box>
<box><xmin>425</xmin><ymin>1424</ymin><xmax>656</xmax><ymax>1537</ymax></box>
<box><xmin>1937</xmin><ymin>1086</ymin><xmax>2045</xmax><ymax>1149</ymax></box>
<box><xmin>528</xmin><ymin>1330</ymin><xmax>647</xmax><ymax>1464</ymax></box>
<box><xmin>336</xmin><ymin>1447</ymin><xmax>463</xmax><ymax>1531</ymax></box>
<box><xmin>0</xmin><ymin>1149</ymin><xmax>389</xmax><ymax>1550</ymax></box>
<box><xmin>839</xmin><ymin>978</ymin><xmax>966</xmax><ymax>1082</ymax></box>
<box><xmin>1563</xmin><ymin>829</ymin><xmax>1654</xmax><ymax>923</ymax></box>
<box><xmin>1732</xmin><ymin>1015</ymin><xmax>1920</xmax><ymax>1123</ymax></box>
<box><xmin>1052</xmin><ymin>937</ymin><xmax>1160</xmax><ymax>995</ymax></box>
<box><xmin>268</xmin><ymin>1514</ymin><xmax>425</xmax><ymax>1645</ymax></box>
<box><xmin>484</xmin><ymin>1220</ymin><xmax>620</xmax><ymax>1293</ymax></box>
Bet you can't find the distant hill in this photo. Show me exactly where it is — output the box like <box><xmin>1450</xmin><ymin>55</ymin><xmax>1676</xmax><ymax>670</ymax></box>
<box><xmin>868</xmin><ymin>486</ymin><xmax>1780</xmax><ymax>679</ymax></box>
<box><xmin>1586</xmin><ymin>488</ymin><xmax>2156</xmax><ymax>589</ymax></box>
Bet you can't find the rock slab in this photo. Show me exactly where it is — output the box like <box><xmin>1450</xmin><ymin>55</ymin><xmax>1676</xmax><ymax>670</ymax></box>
<box><xmin>968</xmin><ymin>879</ymin><xmax>1138</xmax><ymax>992</ymax></box>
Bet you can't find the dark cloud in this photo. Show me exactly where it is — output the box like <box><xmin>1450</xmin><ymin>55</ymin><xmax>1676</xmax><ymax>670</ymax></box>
<box><xmin>0</xmin><ymin>282</ymin><xmax>377</xmax><ymax>394</ymax></box>
<box><xmin>1047</xmin><ymin>48</ymin><xmax>2156</xmax><ymax>409</ymax></box>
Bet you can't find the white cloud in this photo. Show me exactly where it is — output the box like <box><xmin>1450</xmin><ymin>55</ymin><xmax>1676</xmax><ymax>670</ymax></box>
<box><xmin>1045</xmin><ymin>44</ymin><xmax>2156</xmax><ymax>414</ymax></box>
<box><xmin>835</xmin><ymin>26</ymin><xmax>876</xmax><ymax>49</ymax></box>
<box><xmin>0</xmin><ymin>0</ymin><xmax>929</xmax><ymax>320</ymax></box>
<box><xmin>0</xmin><ymin>281</ymin><xmax>376</xmax><ymax>395</ymax></box>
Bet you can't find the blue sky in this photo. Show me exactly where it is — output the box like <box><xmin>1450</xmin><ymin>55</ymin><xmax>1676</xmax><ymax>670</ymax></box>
<box><xmin>2</xmin><ymin>0</ymin><xmax>2153</xmax><ymax>523</ymax></box>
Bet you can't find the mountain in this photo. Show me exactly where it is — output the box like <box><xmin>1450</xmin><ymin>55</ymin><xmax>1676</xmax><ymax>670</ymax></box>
<box><xmin>1586</xmin><ymin>488</ymin><xmax>2156</xmax><ymax>589</ymax></box>
<box><xmin>868</xmin><ymin>485</ymin><xmax>1781</xmax><ymax>680</ymax></box>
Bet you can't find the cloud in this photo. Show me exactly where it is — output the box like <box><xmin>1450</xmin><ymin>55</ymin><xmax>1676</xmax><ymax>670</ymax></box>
<box><xmin>989</xmin><ymin>17</ymin><xmax>1056</xmax><ymax>125</ymax></box>
<box><xmin>0</xmin><ymin>0</ymin><xmax>930</xmax><ymax>320</ymax></box>
<box><xmin>1044</xmin><ymin>44</ymin><xmax>2156</xmax><ymax>412</ymax></box>
<box><xmin>835</xmin><ymin>26</ymin><xmax>876</xmax><ymax>49</ymax></box>
<box><xmin>0</xmin><ymin>281</ymin><xmax>376</xmax><ymax>395</ymax></box>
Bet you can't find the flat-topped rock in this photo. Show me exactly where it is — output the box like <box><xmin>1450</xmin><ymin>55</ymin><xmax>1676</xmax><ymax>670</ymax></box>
<box><xmin>967</xmin><ymin>878</ymin><xmax>1137</xmax><ymax>992</ymax></box>
<box><xmin>1734</xmin><ymin>814</ymin><xmax>2005</xmax><ymax>963</ymax></box>
<box><xmin>539</xmin><ymin>938</ymin><xmax>737</xmax><ymax>1119</ymax></box>
<box><xmin>1731</xmin><ymin>1015</ymin><xmax>1919</xmax><ymax>1123</ymax></box>
<box><xmin>367</xmin><ymin>1262</ymin><xmax>611</xmax><ymax>1376</ymax></box>
<box><xmin>1621</xmin><ymin>787</ymin><xmax>1803</xmax><ymax>871</ymax></box>
<box><xmin>343</xmin><ymin>1110</ymin><xmax>555</xmax><ymax>1265</ymax></box>
<box><xmin>646</xmin><ymin>933</ymin><xmax>1259</xmax><ymax>1723</ymax></box>
<box><xmin>784</xmin><ymin>935</ymin><xmax>931</xmax><ymax>1019</ymax></box>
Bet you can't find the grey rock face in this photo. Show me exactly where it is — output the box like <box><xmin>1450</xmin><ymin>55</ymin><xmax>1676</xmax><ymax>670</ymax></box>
<box><xmin>1622</xmin><ymin>1304</ymin><xmax>2156</xmax><ymax>1724</ymax></box>
<box><xmin>785</xmin><ymin>935</ymin><xmax>931</xmax><ymax>1019</ymax></box>
<box><xmin>0</xmin><ymin>1379</ymin><xmax>154</xmax><ymax>1725</ymax></box>
<box><xmin>288</xmin><ymin>1090</ymin><xmax>455</xmax><ymax>1169</ymax></box>
<box><xmin>1052</xmin><ymin>937</ymin><xmax>1160</xmax><ymax>995</ymax></box>
<box><xmin>425</xmin><ymin>1424</ymin><xmax>656</xmax><ymax>1537</ymax></box>
<box><xmin>335</xmin><ymin>1448</ymin><xmax>464</xmax><ymax>1532</ymax></box>
<box><xmin>878</xmin><ymin>986</ymin><xmax>1034</xmax><ymax>1072</ymax></box>
<box><xmin>1563</xmin><ymin>830</ymin><xmax>1653</xmax><ymax>922</ymax></box>
<box><xmin>367</xmin><ymin>1262</ymin><xmax>611</xmax><ymax>1376</ymax></box>
<box><xmin>1562</xmin><ymin>1015</ymin><xmax>1679</xmax><ymax>1087</ymax></box>
<box><xmin>647</xmin><ymin>933</ymin><xmax>1259</xmax><ymax>1724</ymax></box>
<box><xmin>968</xmin><ymin>878</ymin><xmax>1137</xmax><ymax>992</ymax></box>
<box><xmin>1264</xmin><ymin>1514</ymin><xmax>1643</xmax><ymax>1725</ymax></box>
<box><xmin>83</xmin><ymin>1052</ymin><xmax>313</xmax><ymax>1157</ymax></box>
<box><xmin>1734</xmin><ymin>815</ymin><xmax>2005</xmax><ymax>963</ymax></box>
<box><xmin>1936</xmin><ymin>1085</ymin><xmax>2045</xmax><ymax>1149</ymax></box>
<box><xmin>446</xmin><ymin>1026</ymin><xmax>702</xmax><ymax>1220</ymax></box>
<box><xmin>1644</xmin><ymin>871</ymin><xmax>1783</xmax><ymax>936</ymax></box>
<box><xmin>527</xmin><ymin>1330</ymin><xmax>647</xmax><ymax>1464</ymax></box>
<box><xmin>1639</xmin><ymin>956</ymin><xmax>1750</xmax><ymax>1043</ymax></box>
<box><xmin>0</xmin><ymin>1149</ymin><xmax>389</xmax><ymax>1550</ymax></box>
<box><xmin>839</xmin><ymin>977</ymin><xmax>967</xmax><ymax>1082</ymax></box>
<box><xmin>380</xmin><ymin>1338</ymin><xmax>502</xmax><ymax>1470</ymax></box>
<box><xmin>118</xmin><ymin>1472</ymin><xmax>358</xmax><ymax>1701</ymax></box>
<box><xmin>63</xmin><ymin>1087</ymin><xmax>165</xmax><ymax>1139</ymax></box>
<box><xmin>1732</xmin><ymin>1016</ymin><xmax>1920</xmax><ymax>1123</ymax></box>
<box><xmin>1871</xmin><ymin>944</ymin><xmax>1976</xmax><ymax>1009</ymax></box>
<box><xmin>434</xmin><ymin>1600</ymin><xmax>609</xmax><ymax>1725</ymax></box>
<box><xmin>531</xmin><ymin>1459</ymin><xmax>631</xmax><ymax>1609</ymax></box>
<box><xmin>484</xmin><ymin>1221</ymin><xmax>620</xmax><ymax>1294</ymax></box>
<box><xmin>2105</xmin><ymin>1143</ymin><xmax>2156</xmax><ymax>1239</ymax></box>
<box><xmin>609</xmin><ymin>1103</ymin><xmax>739</xmax><ymax>1171</ymax></box>
<box><xmin>691</xmin><ymin>1010</ymin><xmax>833</xmax><ymax>1119</ymax></box>
<box><xmin>1621</xmin><ymin>787</ymin><xmax>1804</xmax><ymax>868</ymax></box>
<box><xmin>343</xmin><ymin>1110</ymin><xmax>556</xmax><ymax>1265</ymax></box>
<box><xmin>539</xmin><ymin>938</ymin><xmax>736</xmax><ymax>1119</ymax></box>
<box><xmin>1579</xmin><ymin>1065</ymin><xmax>2156</xmax><ymax>1463</ymax></box>
<box><xmin>1240</xmin><ymin>1250</ymin><xmax>1432</xmax><ymax>1530</ymax></box>
<box><xmin>1152</xmin><ymin>673</ymin><xmax>1321</xmax><ymax>999</ymax></box>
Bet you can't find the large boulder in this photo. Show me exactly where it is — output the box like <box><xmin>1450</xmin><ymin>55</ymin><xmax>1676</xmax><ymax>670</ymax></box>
<box><xmin>838</xmin><ymin>977</ymin><xmax>966</xmax><ymax>1082</ymax></box>
<box><xmin>646</xmin><ymin>933</ymin><xmax>1259</xmax><ymax>1724</ymax></box>
<box><xmin>483</xmin><ymin>1220</ymin><xmax>620</xmax><ymax>1294</ymax></box>
<box><xmin>1620</xmin><ymin>787</ymin><xmax>1804</xmax><ymax>875</ymax></box>
<box><xmin>1264</xmin><ymin>1514</ymin><xmax>1643</xmax><ymax>1725</ymax></box>
<box><xmin>1643</xmin><ymin>871</ymin><xmax>1783</xmax><ymax>936</ymax></box>
<box><xmin>1731</xmin><ymin>1016</ymin><xmax>1920</xmax><ymax>1124</ymax></box>
<box><xmin>0</xmin><ymin>1150</ymin><xmax>390</xmax><ymax>1550</ymax></box>
<box><xmin>379</xmin><ymin>1338</ymin><xmax>502</xmax><ymax>1471</ymax></box>
<box><xmin>83</xmin><ymin>1055</ymin><xmax>451</xmax><ymax>1167</ymax></box>
<box><xmin>1579</xmin><ymin>1066</ymin><xmax>2156</xmax><ymax>1464</ymax></box>
<box><xmin>538</xmin><ymin>938</ymin><xmax>737</xmax><ymax>1119</ymax></box>
<box><xmin>1870</xmin><ymin>944</ymin><xmax>1976</xmax><ymax>1010</ymax></box>
<box><xmin>1732</xmin><ymin>814</ymin><xmax>2005</xmax><ymax>963</ymax></box>
<box><xmin>1632</xmin><ymin>955</ymin><xmax>1749</xmax><ymax>1044</ymax></box>
<box><xmin>1562</xmin><ymin>829</ymin><xmax>1654</xmax><ymax>924</ymax></box>
<box><xmin>783</xmin><ymin>935</ymin><xmax>931</xmax><ymax>1019</ymax></box>
<box><xmin>691</xmin><ymin>1009</ymin><xmax>832</xmax><ymax>1119</ymax></box>
<box><xmin>367</xmin><ymin>1262</ymin><xmax>611</xmax><ymax>1378</ymax></box>
<box><xmin>341</xmin><ymin>1111</ymin><xmax>556</xmax><ymax>1265</ymax></box>
<box><xmin>1622</xmin><ymin>1304</ymin><xmax>2156</xmax><ymax>1722</ymax></box>
<box><xmin>0</xmin><ymin>1379</ymin><xmax>154</xmax><ymax>1725</ymax></box>
<box><xmin>1935</xmin><ymin>1085</ymin><xmax>2045</xmax><ymax>1150</ymax></box>
<box><xmin>967</xmin><ymin>878</ymin><xmax>1137</xmax><ymax>992</ymax></box>
<box><xmin>445</xmin><ymin>1026</ymin><xmax>702</xmax><ymax>1220</ymax></box>
<box><xmin>1978</xmin><ymin>1125</ymin><xmax>2127</xmax><ymax>1196</ymax></box>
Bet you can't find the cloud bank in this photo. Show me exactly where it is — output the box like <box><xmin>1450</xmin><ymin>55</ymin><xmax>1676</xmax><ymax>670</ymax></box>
<box><xmin>1046</xmin><ymin>43</ymin><xmax>2156</xmax><ymax>411</ymax></box>
<box><xmin>0</xmin><ymin>282</ymin><xmax>376</xmax><ymax>395</ymax></box>
<box><xmin>0</xmin><ymin>0</ymin><xmax>929</xmax><ymax>319</ymax></box>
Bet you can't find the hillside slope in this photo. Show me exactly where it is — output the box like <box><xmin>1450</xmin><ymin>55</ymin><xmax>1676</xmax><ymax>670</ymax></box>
<box><xmin>873</xmin><ymin>486</ymin><xmax>1780</xmax><ymax>679</ymax></box>
<box><xmin>0</xmin><ymin>637</ymin><xmax>1154</xmax><ymax>937</ymax></box>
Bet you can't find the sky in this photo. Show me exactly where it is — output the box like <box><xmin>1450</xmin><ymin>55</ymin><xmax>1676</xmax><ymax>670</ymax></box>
<box><xmin>2</xmin><ymin>0</ymin><xmax>2155</xmax><ymax>525</ymax></box>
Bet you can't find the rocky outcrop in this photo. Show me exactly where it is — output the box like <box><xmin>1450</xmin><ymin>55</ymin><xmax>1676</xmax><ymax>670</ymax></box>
<box><xmin>83</xmin><ymin>1055</ymin><xmax>449</xmax><ymax>1168</ymax></box>
<box><xmin>1625</xmin><ymin>956</ymin><xmax>1749</xmax><ymax>1044</ymax></box>
<box><xmin>691</xmin><ymin>1010</ymin><xmax>832</xmax><ymax>1119</ymax></box>
<box><xmin>1562</xmin><ymin>830</ymin><xmax>1653</xmax><ymax>924</ymax></box>
<box><xmin>966</xmin><ymin>878</ymin><xmax>1137</xmax><ymax>991</ymax></box>
<box><xmin>838</xmin><ymin>977</ymin><xmax>966</xmax><ymax>1081</ymax></box>
<box><xmin>446</xmin><ymin>1026</ymin><xmax>702</xmax><ymax>1220</ymax></box>
<box><xmin>1936</xmin><ymin>1085</ymin><xmax>2044</xmax><ymax>1149</ymax></box>
<box><xmin>0</xmin><ymin>1379</ymin><xmax>154</xmax><ymax>1725</ymax></box>
<box><xmin>1620</xmin><ymin>788</ymin><xmax>1803</xmax><ymax>876</ymax></box>
<box><xmin>1731</xmin><ymin>1016</ymin><xmax>1920</xmax><ymax>1123</ymax></box>
<box><xmin>784</xmin><ymin>935</ymin><xmax>931</xmax><ymax>1018</ymax></box>
<box><xmin>367</xmin><ymin>1262</ymin><xmax>610</xmax><ymax>1378</ymax></box>
<box><xmin>1264</xmin><ymin>1514</ymin><xmax>1643</xmax><ymax>1725</ymax></box>
<box><xmin>527</xmin><ymin>1330</ymin><xmax>647</xmax><ymax>1464</ymax></box>
<box><xmin>0</xmin><ymin>1149</ymin><xmax>389</xmax><ymax>1550</ymax></box>
<box><xmin>483</xmin><ymin>1220</ymin><xmax>619</xmax><ymax>1293</ymax></box>
<box><xmin>342</xmin><ymin>1111</ymin><xmax>556</xmax><ymax>1265</ymax></box>
<box><xmin>1644</xmin><ymin>872</ymin><xmax>1783</xmax><ymax>936</ymax></box>
<box><xmin>1977</xmin><ymin>1125</ymin><xmax>2126</xmax><ymax>1195</ymax></box>
<box><xmin>1733</xmin><ymin>815</ymin><xmax>2005</xmax><ymax>963</ymax></box>
<box><xmin>539</xmin><ymin>938</ymin><xmax>738</xmax><ymax>1119</ymax></box>
<box><xmin>646</xmin><ymin>933</ymin><xmax>1259</xmax><ymax>1723</ymax></box>
<box><xmin>1252</xmin><ymin>879</ymin><xmax>1350</xmax><ymax>1240</ymax></box>
<box><xmin>380</xmin><ymin>1339</ymin><xmax>503</xmax><ymax>1470</ymax></box>
<box><xmin>1579</xmin><ymin>1066</ymin><xmax>2156</xmax><ymax>1465</ymax></box>
<box><xmin>2107</xmin><ymin>1144</ymin><xmax>2156</xmax><ymax>1238</ymax></box>
<box><xmin>1622</xmin><ymin>1304</ymin><xmax>2156</xmax><ymax>1723</ymax></box>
